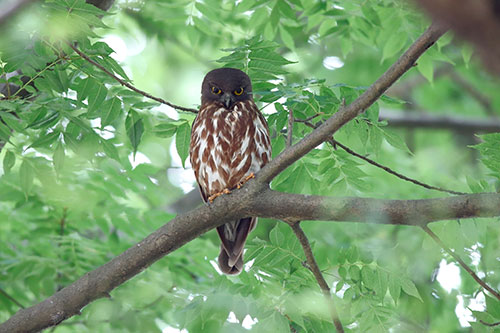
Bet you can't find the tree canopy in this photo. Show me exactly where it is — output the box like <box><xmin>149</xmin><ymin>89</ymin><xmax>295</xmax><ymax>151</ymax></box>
<box><xmin>1</xmin><ymin>0</ymin><xmax>500</xmax><ymax>332</ymax></box>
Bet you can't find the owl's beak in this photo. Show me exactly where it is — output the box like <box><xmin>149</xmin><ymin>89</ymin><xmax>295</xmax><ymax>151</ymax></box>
<box><xmin>221</xmin><ymin>93</ymin><xmax>233</xmax><ymax>109</ymax></box>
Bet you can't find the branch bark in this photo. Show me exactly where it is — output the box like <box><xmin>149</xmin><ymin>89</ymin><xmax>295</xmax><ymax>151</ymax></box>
<box><xmin>2</xmin><ymin>189</ymin><xmax>500</xmax><ymax>332</ymax></box>
<box><xmin>380</xmin><ymin>109</ymin><xmax>500</xmax><ymax>133</ymax></box>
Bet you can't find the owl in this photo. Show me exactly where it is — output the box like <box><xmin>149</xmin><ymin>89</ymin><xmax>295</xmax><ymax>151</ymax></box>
<box><xmin>189</xmin><ymin>68</ymin><xmax>272</xmax><ymax>274</ymax></box>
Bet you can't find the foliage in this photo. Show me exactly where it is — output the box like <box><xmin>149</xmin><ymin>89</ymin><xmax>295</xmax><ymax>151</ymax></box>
<box><xmin>1</xmin><ymin>0</ymin><xmax>500</xmax><ymax>332</ymax></box>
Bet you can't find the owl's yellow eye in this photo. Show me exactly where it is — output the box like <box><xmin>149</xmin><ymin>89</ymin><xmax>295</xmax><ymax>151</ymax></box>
<box><xmin>234</xmin><ymin>87</ymin><xmax>244</xmax><ymax>96</ymax></box>
<box><xmin>211</xmin><ymin>87</ymin><xmax>222</xmax><ymax>95</ymax></box>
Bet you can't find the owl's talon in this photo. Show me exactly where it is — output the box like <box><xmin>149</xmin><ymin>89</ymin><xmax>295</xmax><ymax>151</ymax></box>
<box><xmin>208</xmin><ymin>188</ymin><xmax>232</xmax><ymax>203</ymax></box>
<box><xmin>236</xmin><ymin>173</ymin><xmax>255</xmax><ymax>189</ymax></box>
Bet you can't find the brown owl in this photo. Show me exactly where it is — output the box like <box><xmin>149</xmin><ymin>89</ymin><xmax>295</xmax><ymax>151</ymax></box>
<box><xmin>189</xmin><ymin>68</ymin><xmax>271</xmax><ymax>274</ymax></box>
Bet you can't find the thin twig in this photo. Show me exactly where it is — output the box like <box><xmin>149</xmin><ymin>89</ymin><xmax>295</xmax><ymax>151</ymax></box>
<box><xmin>68</xmin><ymin>43</ymin><xmax>198</xmax><ymax>114</ymax></box>
<box><xmin>0</xmin><ymin>287</ymin><xmax>25</xmax><ymax>309</ymax></box>
<box><xmin>288</xmin><ymin>222</ymin><xmax>344</xmax><ymax>333</ymax></box>
<box><xmin>294</xmin><ymin>113</ymin><xmax>323</xmax><ymax>123</ymax></box>
<box><xmin>287</xmin><ymin>107</ymin><xmax>294</xmax><ymax>148</ymax></box>
<box><xmin>421</xmin><ymin>225</ymin><xmax>500</xmax><ymax>301</ymax></box>
<box><xmin>448</xmin><ymin>71</ymin><xmax>497</xmax><ymax>117</ymax></box>
<box><xmin>301</xmin><ymin>120</ymin><xmax>466</xmax><ymax>196</ymax></box>
<box><xmin>479</xmin><ymin>320</ymin><xmax>500</xmax><ymax>327</ymax></box>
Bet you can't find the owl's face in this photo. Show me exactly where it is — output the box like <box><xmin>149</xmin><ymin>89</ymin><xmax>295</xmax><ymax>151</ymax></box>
<box><xmin>201</xmin><ymin>68</ymin><xmax>253</xmax><ymax>110</ymax></box>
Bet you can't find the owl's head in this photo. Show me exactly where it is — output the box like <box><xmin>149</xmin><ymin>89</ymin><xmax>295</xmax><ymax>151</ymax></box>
<box><xmin>201</xmin><ymin>68</ymin><xmax>253</xmax><ymax>109</ymax></box>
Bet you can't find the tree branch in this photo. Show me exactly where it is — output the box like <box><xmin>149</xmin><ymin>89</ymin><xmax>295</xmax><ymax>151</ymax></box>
<box><xmin>68</xmin><ymin>43</ymin><xmax>199</xmax><ymax>114</ymax></box>
<box><xmin>2</xmin><ymin>186</ymin><xmax>500</xmax><ymax>331</ymax></box>
<box><xmin>288</xmin><ymin>222</ymin><xmax>344</xmax><ymax>333</ymax></box>
<box><xmin>301</xmin><ymin>120</ymin><xmax>465</xmax><ymax>196</ymax></box>
<box><xmin>0</xmin><ymin>287</ymin><xmax>24</xmax><ymax>310</ymax></box>
<box><xmin>480</xmin><ymin>320</ymin><xmax>500</xmax><ymax>327</ymax></box>
<box><xmin>421</xmin><ymin>225</ymin><xmax>500</xmax><ymax>301</ymax></box>
<box><xmin>379</xmin><ymin>109</ymin><xmax>500</xmax><ymax>133</ymax></box>
<box><xmin>256</xmin><ymin>22</ymin><xmax>447</xmax><ymax>184</ymax></box>
<box><xmin>0</xmin><ymin>22</ymin><xmax>452</xmax><ymax>332</ymax></box>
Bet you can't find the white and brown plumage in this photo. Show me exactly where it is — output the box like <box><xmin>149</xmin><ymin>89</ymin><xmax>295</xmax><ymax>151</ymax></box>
<box><xmin>189</xmin><ymin>68</ymin><xmax>271</xmax><ymax>274</ymax></box>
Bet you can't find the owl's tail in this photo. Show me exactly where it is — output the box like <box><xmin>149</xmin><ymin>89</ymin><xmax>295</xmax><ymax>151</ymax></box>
<box><xmin>216</xmin><ymin>217</ymin><xmax>256</xmax><ymax>275</ymax></box>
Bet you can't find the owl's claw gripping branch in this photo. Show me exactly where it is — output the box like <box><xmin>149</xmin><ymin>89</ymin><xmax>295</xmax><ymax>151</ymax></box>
<box><xmin>208</xmin><ymin>188</ymin><xmax>232</xmax><ymax>203</ymax></box>
<box><xmin>236</xmin><ymin>173</ymin><xmax>255</xmax><ymax>189</ymax></box>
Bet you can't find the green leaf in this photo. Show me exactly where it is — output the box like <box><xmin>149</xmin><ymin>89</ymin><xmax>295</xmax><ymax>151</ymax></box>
<box><xmin>361</xmin><ymin>5</ymin><xmax>381</xmax><ymax>26</ymax></box>
<box><xmin>101</xmin><ymin>139</ymin><xmax>120</xmax><ymax>162</ymax></box>
<box><xmin>338</xmin><ymin>266</ymin><xmax>347</xmax><ymax>279</ymax></box>
<box><xmin>283</xmin><ymin>163</ymin><xmax>308</xmax><ymax>193</ymax></box>
<box><xmin>29</xmin><ymin>130</ymin><xmax>60</xmax><ymax>148</ymax></box>
<box><xmin>101</xmin><ymin>97</ymin><xmax>122</xmax><ymax>126</ymax></box>
<box><xmin>279</xmin><ymin>26</ymin><xmax>294</xmax><ymax>50</ymax></box>
<box><xmin>27</xmin><ymin>111</ymin><xmax>60</xmax><ymax>129</ymax></box>
<box><xmin>1</xmin><ymin>112</ymin><xmax>24</xmax><ymax>132</ymax></box>
<box><xmin>87</xmin><ymin>82</ymin><xmax>108</xmax><ymax>114</ymax></box>
<box><xmin>269</xmin><ymin>224</ymin><xmax>285</xmax><ymax>246</ymax></box>
<box><xmin>417</xmin><ymin>53</ymin><xmax>434</xmax><ymax>83</ymax></box>
<box><xmin>373</xmin><ymin>269</ymin><xmax>388</xmax><ymax>298</ymax></box>
<box><xmin>361</xmin><ymin>266</ymin><xmax>375</xmax><ymax>289</ymax></box>
<box><xmin>53</xmin><ymin>142</ymin><xmax>65</xmax><ymax>174</ymax></box>
<box><xmin>485</xmin><ymin>294</ymin><xmax>500</xmax><ymax>319</ymax></box>
<box><xmin>19</xmin><ymin>159</ymin><xmax>34</xmax><ymax>195</ymax></box>
<box><xmin>125</xmin><ymin>110</ymin><xmax>144</xmax><ymax>155</ymax></box>
<box><xmin>3</xmin><ymin>150</ymin><xmax>16</xmax><ymax>174</ymax></box>
<box><xmin>0</xmin><ymin>121</ymin><xmax>12</xmax><ymax>143</ymax></box>
<box><xmin>175</xmin><ymin>121</ymin><xmax>191</xmax><ymax>168</ymax></box>
<box><xmin>400</xmin><ymin>278</ymin><xmax>422</xmax><ymax>302</ymax></box>
<box><xmin>153</xmin><ymin>122</ymin><xmax>178</xmax><ymax>138</ymax></box>
<box><xmin>380</xmin><ymin>128</ymin><xmax>411</xmax><ymax>154</ymax></box>
<box><xmin>382</xmin><ymin>32</ymin><xmax>407</xmax><ymax>62</ymax></box>
<box><xmin>388</xmin><ymin>275</ymin><xmax>401</xmax><ymax>304</ymax></box>
<box><xmin>461</xmin><ymin>44</ymin><xmax>474</xmax><ymax>67</ymax></box>
<box><xmin>349</xmin><ymin>265</ymin><xmax>361</xmax><ymax>282</ymax></box>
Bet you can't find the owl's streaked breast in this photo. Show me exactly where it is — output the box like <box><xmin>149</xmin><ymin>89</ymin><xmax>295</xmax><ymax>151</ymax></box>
<box><xmin>189</xmin><ymin>100</ymin><xmax>271</xmax><ymax>197</ymax></box>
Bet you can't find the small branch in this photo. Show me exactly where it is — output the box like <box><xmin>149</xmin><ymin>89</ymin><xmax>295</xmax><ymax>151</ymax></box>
<box><xmin>294</xmin><ymin>113</ymin><xmax>322</xmax><ymax>123</ymax></box>
<box><xmin>301</xmin><ymin>120</ymin><xmax>465</xmax><ymax>196</ymax></box>
<box><xmin>421</xmin><ymin>225</ymin><xmax>500</xmax><ymax>301</ymax></box>
<box><xmin>68</xmin><ymin>43</ymin><xmax>198</xmax><ymax>114</ymax></box>
<box><xmin>447</xmin><ymin>71</ymin><xmax>496</xmax><ymax>117</ymax></box>
<box><xmin>0</xmin><ymin>287</ymin><xmax>25</xmax><ymax>309</ymax></box>
<box><xmin>287</xmin><ymin>107</ymin><xmax>294</xmax><ymax>148</ymax></box>
<box><xmin>479</xmin><ymin>320</ymin><xmax>500</xmax><ymax>327</ymax></box>
<box><xmin>288</xmin><ymin>222</ymin><xmax>344</xmax><ymax>333</ymax></box>
<box><xmin>379</xmin><ymin>109</ymin><xmax>500</xmax><ymax>133</ymax></box>
<box><xmin>59</xmin><ymin>207</ymin><xmax>67</xmax><ymax>237</ymax></box>
<box><xmin>0</xmin><ymin>0</ymin><xmax>37</xmax><ymax>27</ymax></box>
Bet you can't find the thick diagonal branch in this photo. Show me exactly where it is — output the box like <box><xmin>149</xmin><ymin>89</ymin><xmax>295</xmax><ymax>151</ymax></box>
<box><xmin>0</xmin><ymin>22</ymin><xmax>451</xmax><ymax>333</ymax></box>
<box><xmin>256</xmin><ymin>22</ymin><xmax>447</xmax><ymax>184</ymax></box>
